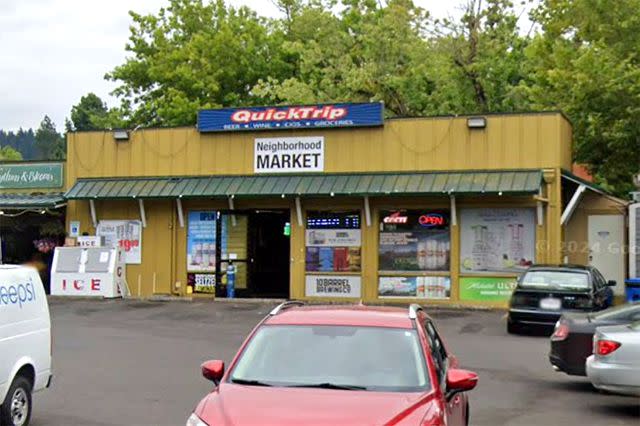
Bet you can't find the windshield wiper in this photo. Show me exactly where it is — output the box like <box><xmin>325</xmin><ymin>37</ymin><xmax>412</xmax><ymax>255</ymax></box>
<box><xmin>230</xmin><ymin>378</ymin><xmax>273</xmax><ymax>387</ymax></box>
<box><xmin>287</xmin><ymin>382</ymin><xmax>367</xmax><ymax>391</ymax></box>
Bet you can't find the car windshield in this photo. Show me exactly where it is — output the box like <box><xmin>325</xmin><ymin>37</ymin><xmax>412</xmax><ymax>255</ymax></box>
<box><xmin>519</xmin><ymin>271</ymin><xmax>589</xmax><ymax>290</ymax></box>
<box><xmin>229</xmin><ymin>325</ymin><xmax>431</xmax><ymax>393</ymax></box>
<box><xmin>591</xmin><ymin>303</ymin><xmax>640</xmax><ymax>321</ymax></box>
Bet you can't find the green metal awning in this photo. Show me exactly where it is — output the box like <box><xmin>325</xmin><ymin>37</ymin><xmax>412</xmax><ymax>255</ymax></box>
<box><xmin>0</xmin><ymin>193</ymin><xmax>66</xmax><ymax>209</ymax></box>
<box><xmin>65</xmin><ymin>170</ymin><xmax>542</xmax><ymax>200</ymax></box>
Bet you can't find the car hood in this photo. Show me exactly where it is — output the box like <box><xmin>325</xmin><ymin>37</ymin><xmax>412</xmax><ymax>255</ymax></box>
<box><xmin>196</xmin><ymin>384</ymin><xmax>440</xmax><ymax>426</ymax></box>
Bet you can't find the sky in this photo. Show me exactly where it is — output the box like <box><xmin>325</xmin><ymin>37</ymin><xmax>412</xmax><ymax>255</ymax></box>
<box><xmin>0</xmin><ymin>0</ymin><xmax>527</xmax><ymax>132</ymax></box>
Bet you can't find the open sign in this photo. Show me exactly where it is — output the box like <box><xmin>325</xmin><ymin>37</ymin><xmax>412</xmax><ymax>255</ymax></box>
<box><xmin>419</xmin><ymin>213</ymin><xmax>445</xmax><ymax>227</ymax></box>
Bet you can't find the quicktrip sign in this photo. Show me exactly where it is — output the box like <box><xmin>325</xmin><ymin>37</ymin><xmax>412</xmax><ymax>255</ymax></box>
<box><xmin>198</xmin><ymin>102</ymin><xmax>384</xmax><ymax>132</ymax></box>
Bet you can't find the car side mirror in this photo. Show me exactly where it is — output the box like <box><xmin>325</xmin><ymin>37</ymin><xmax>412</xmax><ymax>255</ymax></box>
<box><xmin>607</xmin><ymin>280</ymin><xmax>617</xmax><ymax>287</ymax></box>
<box><xmin>201</xmin><ymin>360</ymin><xmax>224</xmax><ymax>384</ymax></box>
<box><xmin>445</xmin><ymin>368</ymin><xmax>478</xmax><ymax>401</ymax></box>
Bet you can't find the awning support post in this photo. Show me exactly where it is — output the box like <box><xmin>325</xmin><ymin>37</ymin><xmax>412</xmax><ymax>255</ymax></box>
<box><xmin>138</xmin><ymin>199</ymin><xmax>147</xmax><ymax>228</ymax></box>
<box><xmin>537</xmin><ymin>201</ymin><xmax>544</xmax><ymax>226</ymax></box>
<box><xmin>228</xmin><ymin>196</ymin><xmax>237</xmax><ymax>227</ymax></box>
<box><xmin>450</xmin><ymin>195</ymin><xmax>457</xmax><ymax>226</ymax></box>
<box><xmin>176</xmin><ymin>198</ymin><xmax>184</xmax><ymax>228</ymax></box>
<box><xmin>89</xmin><ymin>199</ymin><xmax>97</xmax><ymax>228</ymax></box>
<box><xmin>561</xmin><ymin>185</ymin><xmax>586</xmax><ymax>226</ymax></box>
<box><xmin>364</xmin><ymin>196</ymin><xmax>371</xmax><ymax>227</ymax></box>
<box><xmin>295</xmin><ymin>197</ymin><xmax>303</xmax><ymax>227</ymax></box>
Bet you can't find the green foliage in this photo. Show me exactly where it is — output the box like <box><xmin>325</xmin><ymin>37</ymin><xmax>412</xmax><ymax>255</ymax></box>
<box><xmin>521</xmin><ymin>0</ymin><xmax>640</xmax><ymax>195</ymax></box>
<box><xmin>0</xmin><ymin>129</ymin><xmax>36</xmax><ymax>159</ymax></box>
<box><xmin>0</xmin><ymin>145</ymin><xmax>23</xmax><ymax>161</ymax></box>
<box><xmin>68</xmin><ymin>93</ymin><xmax>109</xmax><ymax>131</ymax></box>
<box><xmin>102</xmin><ymin>0</ymin><xmax>640</xmax><ymax>195</ymax></box>
<box><xmin>106</xmin><ymin>0</ymin><xmax>291</xmax><ymax>126</ymax></box>
<box><xmin>35</xmin><ymin>116</ymin><xmax>65</xmax><ymax>160</ymax></box>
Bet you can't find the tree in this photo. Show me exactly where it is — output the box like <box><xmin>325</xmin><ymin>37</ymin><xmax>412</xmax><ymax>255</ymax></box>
<box><xmin>35</xmin><ymin>116</ymin><xmax>65</xmax><ymax>160</ymax></box>
<box><xmin>68</xmin><ymin>93</ymin><xmax>109</xmax><ymax>131</ymax></box>
<box><xmin>520</xmin><ymin>0</ymin><xmax>640</xmax><ymax>195</ymax></box>
<box><xmin>0</xmin><ymin>146</ymin><xmax>22</xmax><ymax>161</ymax></box>
<box><xmin>254</xmin><ymin>0</ymin><xmax>436</xmax><ymax>116</ymax></box>
<box><xmin>106</xmin><ymin>0</ymin><xmax>291</xmax><ymax>127</ymax></box>
<box><xmin>431</xmin><ymin>0</ymin><xmax>529</xmax><ymax>114</ymax></box>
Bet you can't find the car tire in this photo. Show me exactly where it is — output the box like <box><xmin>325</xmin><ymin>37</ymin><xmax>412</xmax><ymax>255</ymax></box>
<box><xmin>0</xmin><ymin>376</ymin><xmax>32</xmax><ymax>426</ymax></box>
<box><xmin>507</xmin><ymin>321</ymin><xmax>520</xmax><ymax>335</ymax></box>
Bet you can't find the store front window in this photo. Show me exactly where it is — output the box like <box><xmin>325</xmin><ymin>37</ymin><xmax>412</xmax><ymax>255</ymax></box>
<box><xmin>378</xmin><ymin>210</ymin><xmax>451</xmax><ymax>299</ymax></box>
<box><xmin>459</xmin><ymin>208</ymin><xmax>535</xmax><ymax>274</ymax></box>
<box><xmin>458</xmin><ymin>208</ymin><xmax>535</xmax><ymax>303</ymax></box>
<box><xmin>305</xmin><ymin>211</ymin><xmax>362</xmax><ymax>298</ymax></box>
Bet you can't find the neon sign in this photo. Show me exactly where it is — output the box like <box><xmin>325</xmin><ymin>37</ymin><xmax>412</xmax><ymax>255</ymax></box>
<box><xmin>419</xmin><ymin>213</ymin><xmax>445</xmax><ymax>227</ymax></box>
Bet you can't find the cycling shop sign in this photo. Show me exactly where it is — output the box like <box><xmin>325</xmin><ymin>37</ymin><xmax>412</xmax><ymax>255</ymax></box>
<box><xmin>0</xmin><ymin>162</ymin><xmax>63</xmax><ymax>189</ymax></box>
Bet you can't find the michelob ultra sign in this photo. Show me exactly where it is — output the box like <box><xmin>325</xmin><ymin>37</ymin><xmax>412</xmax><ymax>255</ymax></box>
<box><xmin>197</xmin><ymin>102</ymin><xmax>384</xmax><ymax>132</ymax></box>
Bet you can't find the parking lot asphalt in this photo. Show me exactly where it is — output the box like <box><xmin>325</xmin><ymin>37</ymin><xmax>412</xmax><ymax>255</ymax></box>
<box><xmin>32</xmin><ymin>298</ymin><xmax>639</xmax><ymax>426</ymax></box>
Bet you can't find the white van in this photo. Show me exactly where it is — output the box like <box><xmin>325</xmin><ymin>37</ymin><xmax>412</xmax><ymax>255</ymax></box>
<box><xmin>0</xmin><ymin>266</ymin><xmax>52</xmax><ymax>426</ymax></box>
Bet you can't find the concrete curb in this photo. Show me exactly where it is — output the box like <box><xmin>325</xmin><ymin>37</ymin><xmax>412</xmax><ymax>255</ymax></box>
<box><xmin>47</xmin><ymin>295</ymin><xmax>505</xmax><ymax>311</ymax></box>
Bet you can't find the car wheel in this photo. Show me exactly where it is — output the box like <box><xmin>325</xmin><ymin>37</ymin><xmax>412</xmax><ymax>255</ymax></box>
<box><xmin>0</xmin><ymin>376</ymin><xmax>32</xmax><ymax>426</ymax></box>
<box><xmin>507</xmin><ymin>321</ymin><xmax>520</xmax><ymax>335</ymax></box>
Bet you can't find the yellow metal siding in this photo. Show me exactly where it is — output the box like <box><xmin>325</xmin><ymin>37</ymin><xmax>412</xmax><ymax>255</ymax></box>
<box><xmin>65</xmin><ymin>113</ymin><xmax>574</xmax><ymax>303</ymax></box>
<box><xmin>67</xmin><ymin>114</ymin><xmax>571</xmax><ymax>180</ymax></box>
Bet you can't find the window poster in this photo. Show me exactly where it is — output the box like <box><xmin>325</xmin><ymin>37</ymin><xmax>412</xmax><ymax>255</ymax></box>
<box><xmin>378</xmin><ymin>210</ymin><xmax>450</xmax><ymax>272</ymax></box>
<box><xmin>305</xmin><ymin>212</ymin><xmax>361</xmax><ymax>273</ymax></box>
<box><xmin>378</xmin><ymin>276</ymin><xmax>451</xmax><ymax>299</ymax></box>
<box><xmin>187</xmin><ymin>211</ymin><xmax>217</xmax><ymax>272</ymax></box>
<box><xmin>96</xmin><ymin>220</ymin><xmax>142</xmax><ymax>264</ymax></box>
<box><xmin>460</xmin><ymin>208</ymin><xmax>535</xmax><ymax>274</ymax></box>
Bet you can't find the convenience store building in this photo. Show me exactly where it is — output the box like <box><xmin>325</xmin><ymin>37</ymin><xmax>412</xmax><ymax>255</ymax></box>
<box><xmin>63</xmin><ymin>104</ymin><xmax>628</xmax><ymax>306</ymax></box>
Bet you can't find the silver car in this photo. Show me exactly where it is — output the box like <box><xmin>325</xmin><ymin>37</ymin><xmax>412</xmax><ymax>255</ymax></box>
<box><xmin>586</xmin><ymin>321</ymin><xmax>640</xmax><ymax>396</ymax></box>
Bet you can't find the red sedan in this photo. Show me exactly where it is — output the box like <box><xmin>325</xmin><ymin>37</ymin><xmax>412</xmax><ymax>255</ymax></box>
<box><xmin>187</xmin><ymin>303</ymin><xmax>478</xmax><ymax>426</ymax></box>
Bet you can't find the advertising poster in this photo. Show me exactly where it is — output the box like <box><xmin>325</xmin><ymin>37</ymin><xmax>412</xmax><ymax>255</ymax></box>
<box><xmin>459</xmin><ymin>277</ymin><xmax>518</xmax><ymax>302</ymax></box>
<box><xmin>96</xmin><ymin>220</ymin><xmax>142</xmax><ymax>264</ymax></box>
<box><xmin>188</xmin><ymin>273</ymin><xmax>216</xmax><ymax>294</ymax></box>
<box><xmin>378</xmin><ymin>276</ymin><xmax>451</xmax><ymax>299</ymax></box>
<box><xmin>187</xmin><ymin>211</ymin><xmax>217</xmax><ymax>273</ymax></box>
<box><xmin>460</xmin><ymin>208</ymin><xmax>535</xmax><ymax>273</ymax></box>
<box><xmin>305</xmin><ymin>275</ymin><xmax>361</xmax><ymax>298</ymax></box>
<box><xmin>306</xmin><ymin>212</ymin><xmax>361</xmax><ymax>273</ymax></box>
<box><xmin>379</xmin><ymin>210</ymin><xmax>450</xmax><ymax>272</ymax></box>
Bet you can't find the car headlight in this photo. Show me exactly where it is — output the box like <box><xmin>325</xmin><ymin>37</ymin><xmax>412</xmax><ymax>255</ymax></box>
<box><xmin>186</xmin><ymin>413</ymin><xmax>209</xmax><ymax>426</ymax></box>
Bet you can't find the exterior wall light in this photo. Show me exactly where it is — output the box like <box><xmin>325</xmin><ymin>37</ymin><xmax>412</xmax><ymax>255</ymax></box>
<box><xmin>113</xmin><ymin>129</ymin><xmax>130</xmax><ymax>141</ymax></box>
<box><xmin>467</xmin><ymin>117</ymin><xmax>487</xmax><ymax>129</ymax></box>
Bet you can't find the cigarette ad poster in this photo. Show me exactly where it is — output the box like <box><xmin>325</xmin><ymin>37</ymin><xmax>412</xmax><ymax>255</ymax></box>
<box><xmin>96</xmin><ymin>220</ymin><xmax>142</xmax><ymax>264</ymax></box>
<box><xmin>305</xmin><ymin>212</ymin><xmax>362</xmax><ymax>273</ymax></box>
<box><xmin>460</xmin><ymin>208</ymin><xmax>535</xmax><ymax>273</ymax></box>
<box><xmin>378</xmin><ymin>276</ymin><xmax>451</xmax><ymax>299</ymax></box>
<box><xmin>188</xmin><ymin>273</ymin><xmax>216</xmax><ymax>294</ymax></box>
<box><xmin>187</xmin><ymin>211</ymin><xmax>217</xmax><ymax>272</ymax></box>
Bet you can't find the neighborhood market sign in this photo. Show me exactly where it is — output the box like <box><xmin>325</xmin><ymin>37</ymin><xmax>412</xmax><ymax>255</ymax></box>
<box><xmin>255</xmin><ymin>136</ymin><xmax>324</xmax><ymax>173</ymax></box>
<box><xmin>197</xmin><ymin>102</ymin><xmax>384</xmax><ymax>132</ymax></box>
<box><xmin>0</xmin><ymin>163</ymin><xmax>63</xmax><ymax>189</ymax></box>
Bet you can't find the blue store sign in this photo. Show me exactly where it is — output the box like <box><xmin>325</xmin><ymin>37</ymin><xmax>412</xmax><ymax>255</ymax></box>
<box><xmin>197</xmin><ymin>102</ymin><xmax>384</xmax><ymax>132</ymax></box>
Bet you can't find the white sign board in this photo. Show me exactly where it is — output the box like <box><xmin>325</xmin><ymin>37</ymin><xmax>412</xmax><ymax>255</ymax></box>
<box><xmin>306</xmin><ymin>229</ymin><xmax>361</xmax><ymax>247</ymax></box>
<box><xmin>460</xmin><ymin>208</ymin><xmax>536</xmax><ymax>273</ymax></box>
<box><xmin>96</xmin><ymin>220</ymin><xmax>142</xmax><ymax>264</ymax></box>
<box><xmin>254</xmin><ymin>136</ymin><xmax>324</xmax><ymax>173</ymax></box>
<box><xmin>77</xmin><ymin>236</ymin><xmax>103</xmax><ymax>247</ymax></box>
<box><xmin>305</xmin><ymin>275</ymin><xmax>361</xmax><ymax>298</ymax></box>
